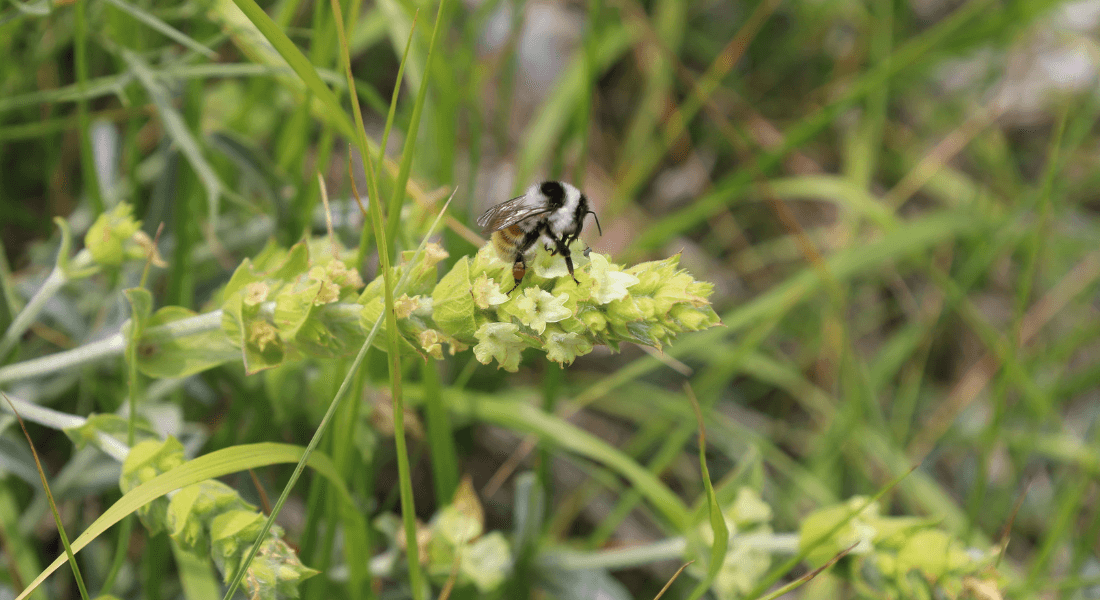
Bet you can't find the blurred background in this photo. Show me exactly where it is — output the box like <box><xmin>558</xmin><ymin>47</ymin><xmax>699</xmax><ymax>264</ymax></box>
<box><xmin>1</xmin><ymin>0</ymin><xmax>1099</xmax><ymax>598</ymax></box>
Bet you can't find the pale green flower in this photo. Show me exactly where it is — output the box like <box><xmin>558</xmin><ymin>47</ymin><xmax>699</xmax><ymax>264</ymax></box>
<box><xmin>432</xmin><ymin>504</ymin><xmax>484</xmax><ymax>546</ymax></box>
<box><xmin>729</xmin><ymin>487</ymin><xmax>773</xmax><ymax>528</ymax></box>
<box><xmin>244</xmin><ymin>282</ymin><xmax>269</xmax><ymax>306</ymax></box>
<box><xmin>472</xmin><ymin>274</ymin><xmax>510</xmax><ymax>309</ymax></box>
<box><xmin>508</xmin><ymin>288</ymin><xmax>572</xmax><ymax>334</ymax></box>
<box><xmin>324</xmin><ymin>257</ymin><xmax>364</xmax><ymax>289</ymax></box>
<box><xmin>423</xmin><ymin>242</ymin><xmax>450</xmax><ymax>266</ymax></box>
<box><xmin>587</xmin><ymin>253</ymin><xmax>639</xmax><ymax>304</ymax></box>
<box><xmin>419</xmin><ymin>329</ymin><xmax>445</xmax><ymax>359</ymax></box>
<box><xmin>461</xmin><ymin>532</ymin><xmax>512</xmax><ymax>592</ymax></box>
<box><xmin>800</xmin><ymin>497</ymin><xmax>881</xmax><ymax>567</ymax></box>
<box><xmin>542</xmin><ymin>327</ymin><xmax>594</xmax><ymax>366</ymax></box>
<box><xmin>394</xmin><ymin>294</ymin><xmax>421</xmax><ymax>319</ymax></box>
<box><xmin>473</xmin><ymin>323</ymin><xmax>525</xmax><ymax>371</ymax></box>
<box><xmin>248</xmin><ymin>321</ymin><xmax>279</xmax><ymax>352</ymax></box>
<box><xmin>307</xmin><ymin>266</ymin><xmax>342</xmax><ymax>305</ymax></box>
<box><xmin>715</xmin><ymin>536</ymin><xmax>772</xmax><ymax>599</ymax></box>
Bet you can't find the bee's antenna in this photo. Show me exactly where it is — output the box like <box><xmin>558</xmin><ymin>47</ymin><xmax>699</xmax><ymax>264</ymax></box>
<box><xmin>587</xmin><ymin>211</ymin><xmax>603</xmax><ymax>236</ymax></box>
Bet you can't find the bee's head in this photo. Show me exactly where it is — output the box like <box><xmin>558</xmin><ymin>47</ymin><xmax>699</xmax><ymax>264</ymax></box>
<box><xmin>539</xmin><ymin>181</ymin><xmax>567</xmax><ymax>209</ymax></box>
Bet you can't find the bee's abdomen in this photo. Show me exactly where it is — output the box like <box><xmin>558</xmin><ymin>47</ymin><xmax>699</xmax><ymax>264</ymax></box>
<box><xmin>492</xmin><ymin>225</ymin><xmax>526</xmax><ymax>260</ymax></box>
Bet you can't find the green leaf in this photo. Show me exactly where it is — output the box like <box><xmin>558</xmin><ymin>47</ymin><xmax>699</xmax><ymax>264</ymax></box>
<box><xmin>431</xmin><ymin>256</ymin><xmax>477</xmax><ymax>340</ymax></box>
<box><xmin>63</xmin><ymin>414</ymin><xmax>158</xmax><ymax>452</ymax></box>
<box><xmin>137</xmin><ymin>306</ymin><xmax>239</xmax><ymax>378</ymax></box>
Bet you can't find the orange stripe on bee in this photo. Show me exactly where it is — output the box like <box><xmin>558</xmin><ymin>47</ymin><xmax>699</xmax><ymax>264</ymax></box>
<box><xmin>491</xmin><ymin>231</ymin><xmax>515</xmax><ymax>260</ymax></box>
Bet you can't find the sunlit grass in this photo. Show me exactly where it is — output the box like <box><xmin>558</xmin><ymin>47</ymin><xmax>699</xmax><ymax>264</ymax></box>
<box><xmin>0</xmin><ymin>0</ymin><xmax>1097</xmax><ymax>599</ymax></box>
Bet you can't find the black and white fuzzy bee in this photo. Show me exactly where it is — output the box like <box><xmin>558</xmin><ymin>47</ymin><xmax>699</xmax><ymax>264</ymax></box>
<box><xmin>477</xmin><ymin>181</ymin><xmax>602</xmax><ymax>294</ymax></box>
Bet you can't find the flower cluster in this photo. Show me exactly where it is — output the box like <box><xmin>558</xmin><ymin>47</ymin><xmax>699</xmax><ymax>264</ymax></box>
<box><xmin>374</xmin><ymin>478</ymin><xmax>512</xmax><ymax>592</ymax></box>
<box><xmin>119</xmin><ymin>438</ymin><xmax>316</xmax><ymax>599</ymax></box>
<box><xmin>215</xmin><ymin>238</ymin><xmax>720</xmax><ymax>374</ymax></box>
<box><xmin>799</xmin><ymin>497</ymin><xmax>1001</xmax><ymax>598</ymax></box>
<box><xmin>221</xmin><ymin>240</ymin><xmax>366</xmax><ymax>374</ymax></box>
<box><xmin>431</xmin><ymin>241</ymin><xmax>721</xmax><ymax>371</ymax></box>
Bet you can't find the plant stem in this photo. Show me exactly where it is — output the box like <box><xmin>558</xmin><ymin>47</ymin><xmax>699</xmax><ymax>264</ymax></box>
<box><xmin>0</xmin><ymin>250</ymin><xmax>95</xmax><ymax>360</ymax></box>
<box><xmin>539</xmin><ymin>533</ymin><xmax>800</xmax><ymax>572</ymax></box>
<box><xmin>0</xmin><ymin>393</ymin><xmax>130</xmax><ymax>462</ymax></box>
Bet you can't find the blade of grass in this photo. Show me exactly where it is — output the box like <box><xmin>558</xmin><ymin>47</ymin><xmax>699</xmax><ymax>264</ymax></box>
<box><xmin>757</xmin><ymin>543</ymin><xmax>858</xmax><ymax>600</ymax></box>
<box><xmin>121</xmin><ymin>50</ymin><xmax>230</xmax><ymax>235</ymax></box>
<box><xmin>608</xmin><ymin>0</ymin><xmax>777</xmax><ymax>217</ymax></box>
<box><xmin>586</xmin><ymin>421</ymin><xmax>696</xmax><ymax>548</ymax></box>
<box><xmin>654</xmin><ymin>561</ymin><xmax>694</xmax><ymax>600</ymax></box>
<box><xmin>103</xmin><ymin>0</ymin><xmax>217</xmax><ymax>58</ymax></box>
<box><xmin>423</xmin><ymin>358</ymin><xmax>458</xmax><ymax>506</ymax></box>
<box><xmin>516</xmin><ymin>23</ymin><xmax>634</xmax><ymax>186</ymax></box>
<box><xmin>378</xmin><ymin>9</ymin><xmax>418</xmax><ymax>169</ymax></box>
<box><xmin>3</xmin><ymin>394</ymin><xmax>91</xmax><ymax>600</ymax></box>
<box><xmin>74</xmin><ymin>0</ymin><xmax>103</xmax><ymax>215</ymax></box>
<box><xmin>383</xmin><ymin>0</ymin><xmax>450</xmax><ymax>253</ymax></box>
<box><xmin>356</xmin><ymin>9</ymin><xmax>419</xmax><ymax>269</ymax></box>
<box><xmin>442</xmin><ymin>389</ymin><xmax>690</xmax><ymax>529</ymax></box>
<box><xmin>227</xmin><ymin>0</ymin><xmax>356</xmax><ymax>139</ymax></box>
<box><xmin>684</xmin><ymin>384</ymin><xmax>727</xmax><ymax>600</ymax></box>
<box><xmin>629</xmin><ymin>0</ymin><xmax>996</xmax><ymax>254</ymax></box>
<box><xmin>332</xmin><ymin>0</ymin><xmax>428</xmax><ymax>597</ymax></box>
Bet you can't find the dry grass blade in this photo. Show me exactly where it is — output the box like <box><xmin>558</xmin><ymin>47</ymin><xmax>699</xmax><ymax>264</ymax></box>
<box><xmin>317</xmin><ymin>172</ymin><xmax>338</xmax><ymax>257</ymax></box>
<box><xmin>653</xmin><ymin>560</ymin><xmax>694</xmax><ymax>600</ymax></box>
<box><xmin>757</xmin><ymin>542</ymin><xmax>859</xmax><ymax>600</ymax></box>
<box><xmin>884</xmin><ymin>101</ymin><xmax>1007</xmax><ymax>209</ymax></box>
<box><xmin>908</xmin><ymin>249</ymin><xmax>1100</xmax><ymax>459</ymax></box>
<box><xmin>996</xmin><ymin>480</ymin><xmax>1031</xmax><ymax>568</ymax></box>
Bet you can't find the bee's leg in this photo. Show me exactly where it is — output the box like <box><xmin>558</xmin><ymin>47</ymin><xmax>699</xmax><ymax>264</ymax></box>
<box><xmin>565</xmin><ymin>254</ymin><xmax>578</xmax><ymax>284</ymax></box>
<box><xmin>507</xmin><ymin>256</ymin><xmax>526</xmax><ymax>294</ymax></box>
<box><xmin>554</xmin><ymin>236</ymin><xmax>580</xmax><ymax>284</ymax></box>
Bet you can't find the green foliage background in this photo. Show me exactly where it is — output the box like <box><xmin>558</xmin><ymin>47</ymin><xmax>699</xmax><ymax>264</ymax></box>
<box><xmin>1</xmin><ymin>0</ymin><xmax>1099</xmax><ymax>599</ymax></box>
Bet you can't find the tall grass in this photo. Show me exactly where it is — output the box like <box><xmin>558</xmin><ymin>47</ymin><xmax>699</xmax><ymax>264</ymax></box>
<box><xmin>1</xmin><ymin>1</ymin><xmax>1098</xmax><ymax>599</ymax></box>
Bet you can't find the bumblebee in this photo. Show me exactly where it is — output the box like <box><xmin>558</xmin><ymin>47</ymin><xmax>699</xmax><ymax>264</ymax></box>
<box><xmin>477</xmin><ymin>181</ymin><xmax>602</xmax><ymax>294</ymax></box>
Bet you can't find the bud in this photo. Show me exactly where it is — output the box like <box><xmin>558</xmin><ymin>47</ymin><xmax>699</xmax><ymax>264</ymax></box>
<box><xmin>85</xmin><ymin>203</ymin><xmax>144</xmax><ymax>266</ymax></box>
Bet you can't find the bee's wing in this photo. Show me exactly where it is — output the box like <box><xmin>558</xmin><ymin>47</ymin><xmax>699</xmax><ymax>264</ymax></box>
<box><xmin>477</xmin><ymin>195</ymin><xmax>552</xmax><ymax>234</ymax></box>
